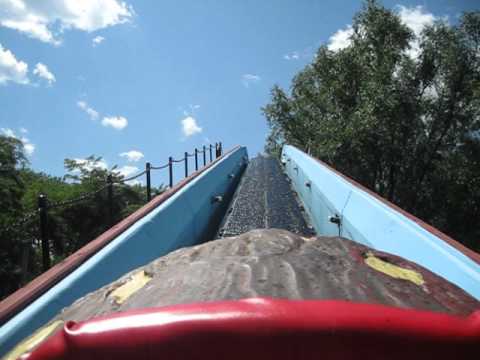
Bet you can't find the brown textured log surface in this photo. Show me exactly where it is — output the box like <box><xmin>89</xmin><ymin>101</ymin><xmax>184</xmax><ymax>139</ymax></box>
<box><xmin>50</xmin><ymin>229</ymin><xmax>478</xmax><ymax>324</ymax></box>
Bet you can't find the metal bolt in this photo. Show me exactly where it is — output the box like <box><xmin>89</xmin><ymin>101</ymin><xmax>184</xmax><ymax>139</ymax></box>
<box><xmin>329</xmin><ymin>214</ymin><xmax>341</xmax><ymax>225</ymax></box>
<box><xmin>305</xmin><ymin>181</ymin><xmax>311</xmax><ymax>188</ymax></box>
<box><xmin>211</xmin><ymin>195</ymin><xmax>223</xmax><ymax>203</ymax></box>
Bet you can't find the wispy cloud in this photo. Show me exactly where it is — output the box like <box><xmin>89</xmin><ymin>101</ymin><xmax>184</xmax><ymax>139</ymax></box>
<box><xmin>182</xmin><ymin>104</ymin><xmax>201</xmax><ymax>116</ymax></box>
<box><xmin>1</xmin><ymin>127</ymin><xmax>35</xmax><ymax>156</ymax></box>
<box><xmin>0</xmin><ymin>0</ymin><xmax>133</xmax><ymax>45</ymax></box>
<box><xmin>181</xmin><ymin>116</ymin><xmax>202</xmax><ymax>137</ymax></box>
<box><xmin>92</xmin><ymin>35</ymin><xmax>105</xmax><ymax>47</ymax></box>
<box><xmin>119</xmin><ymin>150</ymin><xmax>144</xmax><ymax>162</ymax></box>
<box><xmin>283</xmin><ymin>51</ymin><xmax>300</xmax><ymax>60</ymax></box>
<box><xmin>327</xmin><ymin>25</ymin><xmax>353</xmax><ymax>52</ymax></box>
<box><xmin>102</xmin><ymin>116</ymin><xmax>128</xmax><ymax>130</ymax></box>
<box><xmin>33</xmin><ymin>62</ymin><xmax>55</xmax><ymax>85</ymax></box>
<box><xmin>77</xmin><ymin>100</ymin><xmax>99</xmax><ymax>120</ymax></box>
<box><xmin>0</xmin><ymin>43</ymin><xmax>29</xmax><ymax>85</ymax></box>
<box><xmin>241</xmin><ymin>74</ymin><xmax>261</xmax><ymax>88</ymax></box>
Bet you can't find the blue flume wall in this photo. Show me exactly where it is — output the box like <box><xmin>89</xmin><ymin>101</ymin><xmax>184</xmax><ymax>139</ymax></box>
<box><xmin>282</xmin><ymin>145</ymin><xmax>480</xmax><ymax>300</ymax></box>
<box><xmin>0</xmin><ymin>147</ymin><xmax>248</xmax><ymax>357</ymax></box>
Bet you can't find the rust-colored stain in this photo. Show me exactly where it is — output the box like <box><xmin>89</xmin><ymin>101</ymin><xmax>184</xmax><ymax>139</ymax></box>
<box><xmin>3</xmin><ymin>320</ymin><xmax>63</xmax><ymax>360</ymax></box>
<box><xmin>110</xmin><ymin>271</ymin><xmax>152</xmax><ymax>304</ymax></box>
<box><xmin>364</xmin><ymin>252</ymin><xmax>425</xmax><ymax>286</ymax></box>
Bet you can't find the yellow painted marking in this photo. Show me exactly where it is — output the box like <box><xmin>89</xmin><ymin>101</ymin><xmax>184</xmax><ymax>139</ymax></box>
<box><xmin>110</xmin><ymin>270</ymin><xmax>152</xmax><ymax>304</ymax></box>
<box><xmin>365</xmin><ymin>252</ymin><xmax>425</xmax><ymax>286</ymax></box>
<box><xmin>3</xmin><ymin>320</ymin><xmax>63</xmax><ymax>360</ymax></box>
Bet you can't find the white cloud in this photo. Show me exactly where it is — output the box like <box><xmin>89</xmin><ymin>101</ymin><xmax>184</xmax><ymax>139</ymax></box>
<box><xmin>398</xmin><ymin>5</ymin><xmax>435</xmax><ymax>38</ymax></box>
<box><xmin>114</xmin><ymin>165</ymin><xmax>141</xmax><ymax>184</ymax></box>
<box><xmin>181</xmin><ymin>116</ymin><xmax>202</xmax><ymax>137</ymax></box>
<box><xmin>241</xmin><ymin>74</ymin><xmax>261</xmax><ymax>88</ymax></box>
<box><xmin>283</xmin><ymin>51</ymin><xmax>300</xmax><ymax>60</ymax></box>
<box><xmin>0</xmin><ymin>43</ymin><xmax>29</xmax><ymax>85</ymax></box>
<box><xmin>92</xmin><ymin>35</ymin><xmax>105</xmax><ymax>46</ymax></box>
<box><xmin>22</xmin><ymin>140</ymin><xmax>35</xmax><ymax>155</ymax></box>
<box><xmin>1</xmin><ymin>127</ymin><xmax>15</xmax><ymax>138</ymax></box>
<box><xmin>327</xmin><ymin>25</ymin><xmax>353</xmax><ymax>52</ymax></box>
<box><xmin>77</xmin><ymin>100</ymin><xmax>99</xmax><ymax>120</ymax></box>
<box><xmin>72</xmin><ymin>157</ymin><xmax>108</xmax><ymax>171</ymax></box>
<box><xmin>119</xmin><ymin>150</ymin><xmax>144</xmax><ymax>162</ymax></box>
<box><xmin>1</xmin><ymin>127</ymin><xmax>35</xmax><ymax>155</ymax></box>
<box><xmin>0</xmin><ymin>0</ymin><xmax>133</xmax><ymax>45</ymax></box>
<box><xmin>33</xmin><ymin>62</ymin><xmax>55</xmax><ymax>84</ymax></box>
<box><xmin>115</xmin><ymin>165</ymin><xmax>138</xmax><ymax>177</ymax></box>
<box><xmin>102</xmin><ymin>116</ymin><xmax>128</xmax><ymax>130</ymax></box>
<box><xmin>397</xmin><ymin>6</ymin><xmax>437</xmax><ymax>60</ymax></box>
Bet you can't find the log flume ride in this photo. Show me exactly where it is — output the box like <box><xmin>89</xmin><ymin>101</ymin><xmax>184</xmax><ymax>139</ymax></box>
<box><xmin>1</xmin><ymin>145</ymin><xmax>479</xmax><ymax>359</ymax></box>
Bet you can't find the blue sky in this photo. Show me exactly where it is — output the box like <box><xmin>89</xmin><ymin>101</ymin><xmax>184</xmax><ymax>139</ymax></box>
<box><xmin>0</xmin><ymin>0</ymin><xmax>478</xmax><ymax>186</ymax></box>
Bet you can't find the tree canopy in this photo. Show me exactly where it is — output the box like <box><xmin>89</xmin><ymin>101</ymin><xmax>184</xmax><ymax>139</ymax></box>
<box><xmin>263</xmin><ymin>1</ymin><xmax>480</xmax><ymax>252</ymax></box>
<box><xmin>0</xmin><ymin>137</ymin><xmax>164</xmax><ymax>299</ymax></box>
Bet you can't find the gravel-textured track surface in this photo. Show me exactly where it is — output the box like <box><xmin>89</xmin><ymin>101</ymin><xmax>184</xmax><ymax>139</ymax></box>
<box><xmin>217</xmin><ymin>156</ymin><xmax>314</xmax><ymax>238</ymax></box>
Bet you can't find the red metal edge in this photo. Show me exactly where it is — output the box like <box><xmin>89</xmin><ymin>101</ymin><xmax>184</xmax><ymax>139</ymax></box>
<box><xmin>293</xmin><ymin>146</ymin><xmax>480</xmax><ymax>265</ymax></box>
<box><xmin>25</xmin><ymin>298</ymin><xmax>480</xmax><ymax>359</ymax></box>
<box><xmin>0</xmin><ymin>146</ymin><xmax>242</xmax><ymax>325</ymax></box>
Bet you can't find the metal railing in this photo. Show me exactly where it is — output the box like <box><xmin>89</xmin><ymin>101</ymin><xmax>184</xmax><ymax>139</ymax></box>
<box><xmin>1</xmin><ymin>142</ymin><xmax>223</xmax><ymax>272</ymax></box>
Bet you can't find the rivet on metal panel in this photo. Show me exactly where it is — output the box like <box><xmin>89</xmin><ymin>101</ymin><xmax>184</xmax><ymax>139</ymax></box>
<box><xmin>305</xmin><ymin>181</ymin><xmax>311</xmax><ymax>188</ymax></box>
<box><xmin>211</xmin><ymin>195</ymin><xmax>223</xmax><ymax>203</ymax></box>
<box><xmin>329</xmin><ymin>214</ymin><xmax>341</xmax><ymax>225</ymax></box>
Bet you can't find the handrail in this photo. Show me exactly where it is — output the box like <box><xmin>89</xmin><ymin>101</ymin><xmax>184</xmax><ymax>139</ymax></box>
<box><xmin>0</xmin><ymin>142</ymin><xmax>223</xmax><ymax>276</ymax></box>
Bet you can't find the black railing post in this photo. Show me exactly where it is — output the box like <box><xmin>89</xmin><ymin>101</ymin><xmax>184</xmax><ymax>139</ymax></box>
<box><xmin>168</xmin><ymin>156</ymin><xmax>173</xmax><ymax>188</ymax></box>
<box><xmin>107</xmin><ymin>174</ymin><xmax>114</xmax><ymax>226</ymax></box>
<box><xmin>146</xmin><ymin>162</ymin><xmax>151</xmax><ymax>201</ymax></box>
<box><xmin>219</xmin><ymin>142</ymin><xmax>222</xmax><ymax>156</ymax></box>
<box><xmin>203</xmin><ymin>146</ymin><xmax>206</xmax><ymax>166</ymax></box>
<box><xmin>184</xmin><ymin>152</ymin><xmax>188</xmax><ymax>178</ymax></box>
<box><xmin>209</xmin><ymin>144</ymin><xmax>213</xmax><ymax>162</ymax></box>
<box><xmin>38</xmin><ymin>194</ymin><xmax>50</xmax><ymax>271</ymax></box>
<box><xmin>215</xmin><ymin>142</ymin><xmax>219</xmax><ymax>158</ymax></box>
<box><xmin>195</xmin><ymin>148</ymin><xmax>198</xmax><ymax>171</ymax></box>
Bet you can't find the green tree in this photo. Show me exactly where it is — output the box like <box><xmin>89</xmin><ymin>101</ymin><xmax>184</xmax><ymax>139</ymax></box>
<box><xmin>0</xmin><ymin>135</ymin><xmax>31</xmax><ymax>297</ymax></box>
<box><xmin>263</xmin><ymin>1</ymin><xmax>480</xmax><ymax>251</ymax></box>
<box><xmin>0</xmin><ymin>147</ymin><xmax>165</xmax><ymax>300</ymax></box>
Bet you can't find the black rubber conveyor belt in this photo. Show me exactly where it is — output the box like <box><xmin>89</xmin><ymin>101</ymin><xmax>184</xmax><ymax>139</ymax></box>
<box><xmin>217</xmin><ymin>156</ymin><xmax>315</xmax><ymax>238</ymax></box>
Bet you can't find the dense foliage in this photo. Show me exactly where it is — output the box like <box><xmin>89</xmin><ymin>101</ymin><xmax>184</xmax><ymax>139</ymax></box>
<box><xmin>264</xmin><ymin>1</ymin><xmax>480</xmax><ymax>252</ymax></box>
<box><xmin>0</xmin><ymin>139</ymin><xmax>164</xmax><ymax>299</ymax></box>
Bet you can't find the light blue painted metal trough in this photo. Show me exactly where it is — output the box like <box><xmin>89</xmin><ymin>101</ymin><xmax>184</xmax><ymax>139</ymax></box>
<box><xmin>282</xmin><ymin>145</ymin><xmax>480</xmax><ymax>300</ymax></box>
